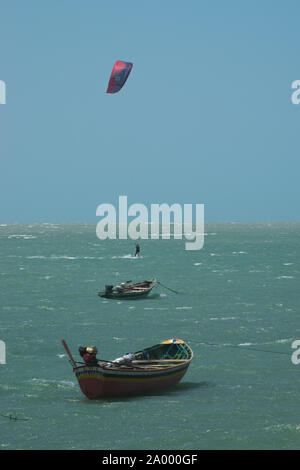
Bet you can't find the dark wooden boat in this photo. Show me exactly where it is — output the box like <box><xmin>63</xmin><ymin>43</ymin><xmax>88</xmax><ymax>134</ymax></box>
<box><xmin>98</xmin><ymin>279</ymin><xmax>156</xmax><ymax>299</ymax></box>
<box><xmin>62</xmin><ymin>338</ymin><xmax>193</xmax><ymax>399</ymax></box>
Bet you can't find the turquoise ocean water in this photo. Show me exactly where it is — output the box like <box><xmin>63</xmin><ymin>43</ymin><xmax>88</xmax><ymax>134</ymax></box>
<box><xmin>0</xmin><ymin>222</ymin><xmax>300</xmax><ymax>450</ymax></box>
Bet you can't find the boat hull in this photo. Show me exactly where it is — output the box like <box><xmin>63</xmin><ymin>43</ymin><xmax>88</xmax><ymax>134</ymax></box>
<box><xmin>98</xmin><ymin>289</ymin><xmax>153</xmax><ymax>299</ymax></box>
<box><xmin>74</xmin><ymin>362</ymin><xmax>190</xmax><ymax>399</ymax></box>
<box><xmin>98</xmin><ymin>280</ymin><xmax>156</xmax><ymax>299</ymax></box>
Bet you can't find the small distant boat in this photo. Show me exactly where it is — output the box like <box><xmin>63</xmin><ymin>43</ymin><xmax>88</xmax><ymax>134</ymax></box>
<box><xmin>62</xmin><ymin>338</ymin><xmax>193</xmax><ymax>399</ymax></box>
<box><xmin>98</xmin><ymin>279</ymin><xmax>156</xmax><ymax>299</ymax></box>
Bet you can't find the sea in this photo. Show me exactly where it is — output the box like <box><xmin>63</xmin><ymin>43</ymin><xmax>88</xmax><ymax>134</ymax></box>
<box><xmin>0</xmin><ymin>222</ymin><xmax>300</xmax><ymax>450</ymax></box>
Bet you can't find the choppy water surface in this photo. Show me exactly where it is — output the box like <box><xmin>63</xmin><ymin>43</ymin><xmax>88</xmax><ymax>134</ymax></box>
<box><xmin>0</xmin><ymin>223</ymin><xmax>300</xmax><ymax>449</ymax></box>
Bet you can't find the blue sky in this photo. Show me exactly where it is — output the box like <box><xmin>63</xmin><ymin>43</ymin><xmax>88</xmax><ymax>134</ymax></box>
<box><xmin>0</xmin><ymin>0</ymin><xmax>299</xmax><ymax>223</ymax></box>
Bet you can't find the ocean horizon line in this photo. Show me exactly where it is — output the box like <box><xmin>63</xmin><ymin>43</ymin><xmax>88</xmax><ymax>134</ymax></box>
<box><xmin>1</xmin><ymin>220</ymin><xmax>300</xmax><ymax>226</ymax></box>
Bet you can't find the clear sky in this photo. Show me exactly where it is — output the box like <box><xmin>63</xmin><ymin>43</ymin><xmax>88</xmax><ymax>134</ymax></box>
<box><xmin>0</xmin><ymin>0</ymin><xmax>299</xmax><ymax>223</ymax></box>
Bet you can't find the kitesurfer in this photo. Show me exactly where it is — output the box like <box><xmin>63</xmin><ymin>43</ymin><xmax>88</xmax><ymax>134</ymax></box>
<box><xmin>134</xmin><ymin>244</ymin><xmax>140</xmax><ymax>257</ymax></box>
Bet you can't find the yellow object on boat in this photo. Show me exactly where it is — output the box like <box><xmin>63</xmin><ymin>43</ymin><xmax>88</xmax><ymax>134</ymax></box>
<box><xmin>161</xmin><ymin>338</ymin><xmax>184</xmax><ymax>345</ymax></box>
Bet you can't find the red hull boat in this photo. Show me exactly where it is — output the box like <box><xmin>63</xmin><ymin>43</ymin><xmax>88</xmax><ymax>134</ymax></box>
<box><xmin>62</xmin><ymin>338</ymin><xmax>193</xmax><ymax>399</ymax></box>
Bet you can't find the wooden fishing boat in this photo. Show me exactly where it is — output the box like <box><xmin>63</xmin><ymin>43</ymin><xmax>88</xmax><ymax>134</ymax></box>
<box><xmin>62</xmin><ymin>338</ymin><xmax>193</xmax><ymax>399</ymax></box>
<box><xmin>98</xmin><ymin>279</ymin><xmax>156</xmax><ymax>299</ymax></box>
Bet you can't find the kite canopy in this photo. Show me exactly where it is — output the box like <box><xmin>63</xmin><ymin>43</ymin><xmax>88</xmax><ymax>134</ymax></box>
<box><xmin>106</xmin><ymin>60</ymin><xmax>133</xmax><ymax>94</ymax></box>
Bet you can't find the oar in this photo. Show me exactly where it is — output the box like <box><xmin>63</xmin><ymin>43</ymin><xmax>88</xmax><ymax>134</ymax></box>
<box><xmin>61</xmin><ymin>339</ymin><xmax>77</xmax><ymax>369</ymax></box>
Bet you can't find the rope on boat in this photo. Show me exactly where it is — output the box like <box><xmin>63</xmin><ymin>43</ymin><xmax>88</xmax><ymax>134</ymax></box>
<box><xmin>157</xmin><ymin>281</ymin><xmax>179</xmax><ymax>294</ymax></box>
<box><xmin>0</xmin><ymin>413</ymin><xmax>29</xmax><ymax>422</ymax></box>
<box><xmin>188</xmin><ymin>339</ymin><xmax>292</xmax><ymax>357</ymax></box>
